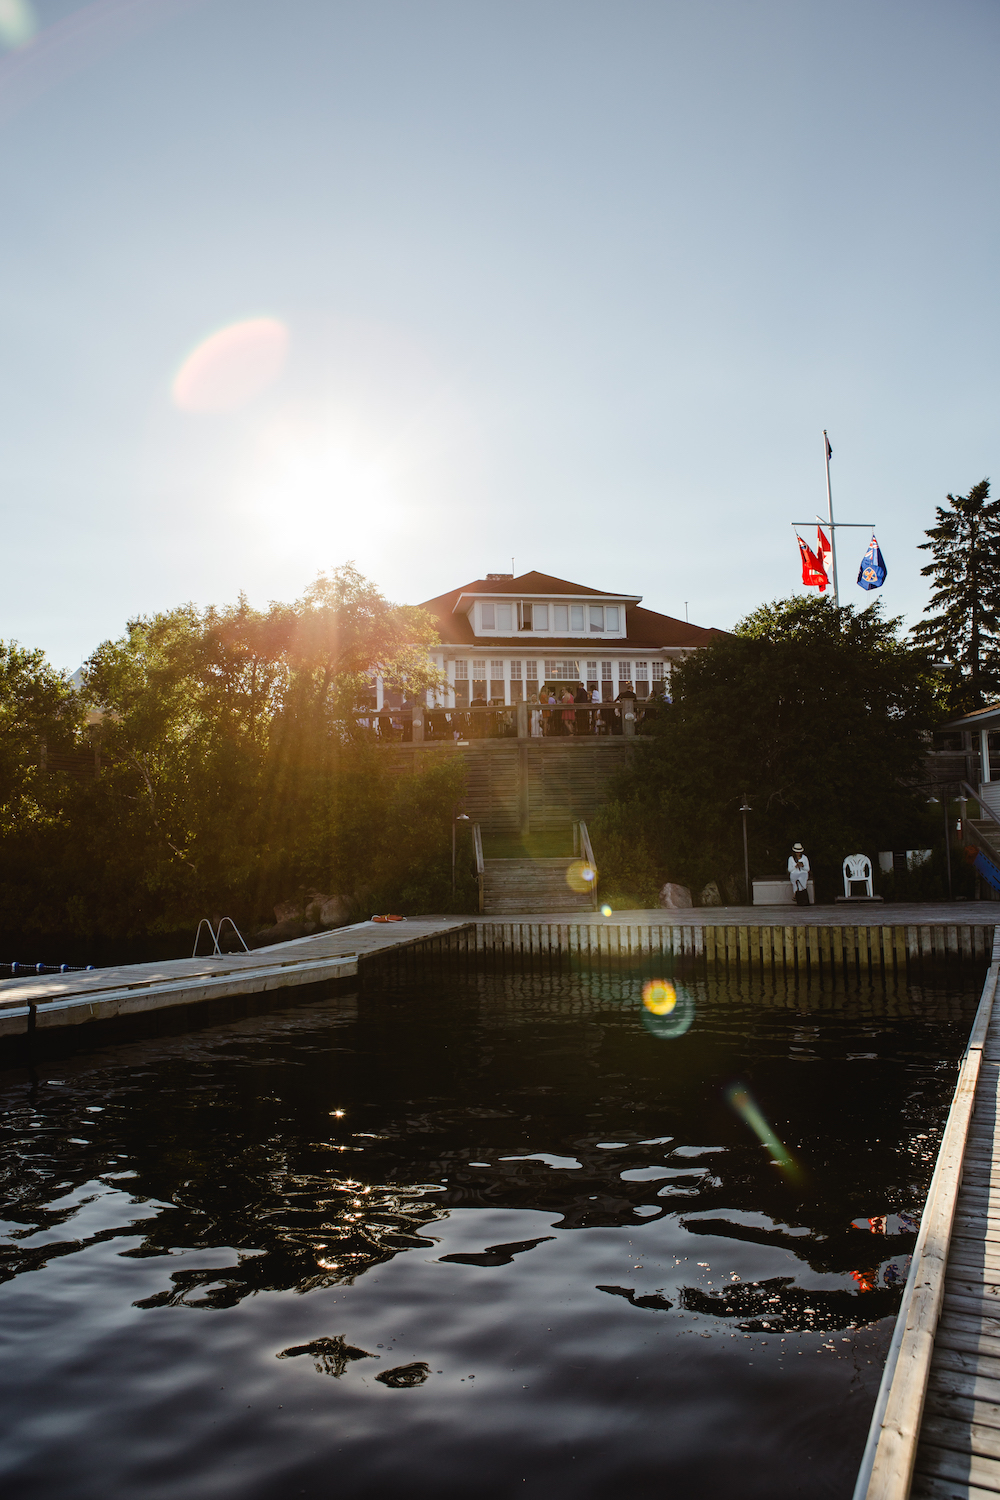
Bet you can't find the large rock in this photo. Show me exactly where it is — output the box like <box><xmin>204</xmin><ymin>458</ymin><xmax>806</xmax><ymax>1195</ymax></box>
<box><xmin>254</xmin><ymin>917</ymin><xmax>307</xmax><ymax>946</ymax></box>
<box><xmin>699</xmin><ymin>880</ymin><xmax>723</xmax><ymax>907</ymax></box>
<box><xmin>659</xmin><ymin>882</ymin><xmax>692</xmax><ymax>910</ymax></box>
<box><xmin>319</xmin><ymin>895</ymin><xmax>352</xmax><ymax>929</ymax></box>
<box><xmin>274</xmin><ymin>899</ymin><xmax>303</xmax><ymax>924</ymax></box>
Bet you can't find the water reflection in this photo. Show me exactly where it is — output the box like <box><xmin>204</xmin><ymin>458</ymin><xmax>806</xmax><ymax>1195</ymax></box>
<box><xmin>0</xmin><ymin>963</ymin><xmax>982</xmax><ymax>1500</ymax></box>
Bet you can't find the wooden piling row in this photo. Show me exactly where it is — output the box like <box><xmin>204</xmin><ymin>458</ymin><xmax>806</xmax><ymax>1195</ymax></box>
<box><xmin>461</xmin><ymin>922</ymin><xmax>994</xmax><ymax>973</ymax></box>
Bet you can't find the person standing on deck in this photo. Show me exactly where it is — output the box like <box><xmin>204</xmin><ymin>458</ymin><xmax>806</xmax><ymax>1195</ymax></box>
<box><xmin>788</xmin><ymin>843</ymin><xmax>811</xmax><ymax>906</ymax></box>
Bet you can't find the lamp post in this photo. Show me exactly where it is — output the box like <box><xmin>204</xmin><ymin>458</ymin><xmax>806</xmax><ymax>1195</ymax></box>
<box><xmin>928</xmin><ymin>792</ymin><xmax>955</xmax><ymax>901</ymax></box>
<box><xmin>452</xmin><ymin>809</ymin><xmax>470</xmax><ymax>896</ymax></box>
<box><xmin>740</xmin><ymin>797</ymin><xmax>752</xmax><ymax>906</ymax></box>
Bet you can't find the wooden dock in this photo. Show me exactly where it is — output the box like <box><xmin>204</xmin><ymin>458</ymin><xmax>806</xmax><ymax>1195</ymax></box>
<box><xmin>854</xmin><ymin>929</ymin><xmax>1000</xmax><ymax>1500</ymax></box>
<box><xmin>0</xmin><ymin>918</ymin><xmax>472</xmax><ymax>1040</ymax></box>
<box><xmin>463</xmin><ymin>906</ymin><xmax>996</xmax><ymax>975</ymax></box>
<box><xmin>0</xmin><ymin>904</ymin><xmax>995</xmax><ymax>1044</ymax></box>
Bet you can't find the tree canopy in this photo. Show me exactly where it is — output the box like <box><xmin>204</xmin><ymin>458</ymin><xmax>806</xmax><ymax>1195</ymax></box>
<box><xmin>0</xmin><ymin>567</ymin><xmax>472</xmax><ymax>948</ymax></box>
<box><xmin>593</xmin><ymin>595</ymin><xmax>940</xmax><ymax>903</ymax></box>
<box><xmin>911</xmin><ymin>478</ymin><xmax>1000</xmax><ymax>713</ymax></box>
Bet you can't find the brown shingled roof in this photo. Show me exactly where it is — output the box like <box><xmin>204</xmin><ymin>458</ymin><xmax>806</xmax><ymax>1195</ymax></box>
<box><xmin>417</xmin><ymin>572</ymin><xmax>725</xmax><ymax>648</ymax></box>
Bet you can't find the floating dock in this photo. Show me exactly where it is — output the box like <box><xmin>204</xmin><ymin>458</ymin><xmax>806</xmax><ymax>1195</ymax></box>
<box><xmin>0</xmin><ymin>918</ymin><xmax>471</xmax><ymax>1039</ymax></box>
<box><xmin>0</xmin><ymin>903</ymin><xmax>994</xmax><ymax>1044</ymax></box>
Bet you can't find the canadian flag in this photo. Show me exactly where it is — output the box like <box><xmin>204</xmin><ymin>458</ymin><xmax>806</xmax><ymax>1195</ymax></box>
<box><xmin>816</xmin><ymin>527</ymin><xmax>832</xmax><ymax>589</ymax></box>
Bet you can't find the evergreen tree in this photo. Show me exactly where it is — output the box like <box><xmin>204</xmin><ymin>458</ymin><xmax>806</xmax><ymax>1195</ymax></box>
<box><xmin>912</xmin><ymin>478</ymin><xmax>1000</xmax><ymax>711</ymax></box>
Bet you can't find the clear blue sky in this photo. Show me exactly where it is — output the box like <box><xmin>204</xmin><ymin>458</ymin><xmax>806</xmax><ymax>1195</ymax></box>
<box><xmin>2</xmin><ymin>0</ymin><xmax>998</xmax><ymax>669</ymax></box>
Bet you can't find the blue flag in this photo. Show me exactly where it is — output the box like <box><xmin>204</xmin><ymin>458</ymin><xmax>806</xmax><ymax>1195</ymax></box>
<box><xmin>857</xmin><ymin>534</ymin><xmax>887</xmax><ymax>591</ymax></box>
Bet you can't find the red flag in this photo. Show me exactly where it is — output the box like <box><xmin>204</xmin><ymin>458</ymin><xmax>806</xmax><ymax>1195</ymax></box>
<box><xmin>797</xmin><ymin>533</ymin><xmax>827</xmax><ymax>590</ymax></box>
<box><xmin>816</xmin><ymin>526</ymin><xmax>832</xmax><ymax>589</ymax></box>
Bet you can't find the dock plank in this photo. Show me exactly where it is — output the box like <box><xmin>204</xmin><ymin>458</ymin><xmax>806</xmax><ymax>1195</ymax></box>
<box><xmin>856</xmin><ymin>931</ymin><xmax>1000</xmax><ymax>1500</ymax></box>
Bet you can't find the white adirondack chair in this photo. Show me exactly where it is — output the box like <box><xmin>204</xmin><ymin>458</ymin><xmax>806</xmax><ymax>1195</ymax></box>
<box><xmin>843</xmin><ymin>854</ymin><xmax>873</xmax><ymax>898</ymax></box>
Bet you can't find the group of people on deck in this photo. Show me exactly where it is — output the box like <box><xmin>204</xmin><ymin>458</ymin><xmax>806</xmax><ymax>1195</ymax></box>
<box><xmin>523</xmin><ymin>682</ymin><xmax>670</xmax><ymax>736</ymax></box>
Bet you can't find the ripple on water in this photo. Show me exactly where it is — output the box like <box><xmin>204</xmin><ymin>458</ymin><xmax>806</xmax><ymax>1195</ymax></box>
<box><xmin>0</xmin><ymin>964</ymin><xmax>979</xmax><ymax>1499</ymax></box>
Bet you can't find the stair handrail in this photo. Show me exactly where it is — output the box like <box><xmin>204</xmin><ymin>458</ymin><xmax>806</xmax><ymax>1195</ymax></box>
<box><xmin>961</xmin><ymin>779</ymin><xmax>1000</xmax><ymax>831</ymax></box>
<box><xmin>473</xmin><ymin>824</ymin><xmax>485</xmax><ymax>914</ymax></box>
<box><xmin>577</xmin><ymin>821</ymin><xmax>600</xmax><ymax>910</ymax></box>
<box><xmin>192</xmin><ymin>916</ymin><xmax>251</xmax><ymax>959</ymax></box>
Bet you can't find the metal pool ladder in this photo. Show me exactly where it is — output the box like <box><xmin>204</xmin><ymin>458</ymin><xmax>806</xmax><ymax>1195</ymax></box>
<box><xmin>192</xmin><ymin>918</ymin><xmax>251</xmax><ymax>959</ymax></box>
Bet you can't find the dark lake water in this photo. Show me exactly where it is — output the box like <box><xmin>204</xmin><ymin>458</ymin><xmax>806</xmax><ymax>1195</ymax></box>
<box><xmin>0</xmin><ymin>962</ymin><xmax>981</xmax><ymax>1499</ymax></box>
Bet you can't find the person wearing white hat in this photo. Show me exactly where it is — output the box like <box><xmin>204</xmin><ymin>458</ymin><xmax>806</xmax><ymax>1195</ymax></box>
<box><xmin>788</xmin><ymin>843</ymin><xmax>811</xmax><ymax>906</ymax></box>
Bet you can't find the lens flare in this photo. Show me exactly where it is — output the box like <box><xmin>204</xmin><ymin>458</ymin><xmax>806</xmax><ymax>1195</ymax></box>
<box><xmin>642</xmin><ymin>979</ymin><xmax>677</xmax><ymax>1015</ymax></box>
<box><xmin>566</xmin><ymin>859</ymin><xmax>597</xmax><ymax>893</ymax></box>
<box><xmin>172</xmin><ymin>317</ymin><xmax>289</xmax><ymax>414</ymax></box>
<box><xmin>600</xmin><ymin>904</ymin><xmax>612</xmax><ymax>917</ymax></box>
<box><xmin>640</xmin><ymin>980</ymin><xmax>694</xmax><ymax>1040</ymax></box>
<box><xmin>726</xmin><ymin>1084</ymin><xmax>799</xmax><ymax>1176</ymax></box>
<box><xmin>0</xmin><ymin>0</ymin><xmax>37</xmax><ymax>50</ymax></box>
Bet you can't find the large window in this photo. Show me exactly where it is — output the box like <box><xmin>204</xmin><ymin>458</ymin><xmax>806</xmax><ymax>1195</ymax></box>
<box><xmin>518</xmin><ymin>602</ymin><xmax>549</xmax><ymax>630</ymax></box>
<box><xmin>454</xmin><ymin>660</ymin><xmax>468</xmax><ymax>679</ymax></box>
<box><xmin>601</xmin><ymin>661</ymin><xmax>612</xmax><ymax>679</ymax></box>
<box><xmin>571</xmin><ymin>605</ymin><xmax>585</xmax><ymax>630</ymax></box>
<box><xmin>490</xmin><ymin>660</ymin><xmax>504</xmax><ymax>678</ymax></box>
<box><xmin>480</xmin><ymin>602</ymin><xmax>512</xmax><ymax>631</ymax></box>
<box><xmin>553</xmin><ymin>604</ymin><xmax>568</xmax><ymax>631</ymax></box>
<box><xmin>510</xmin><ymin>660</ymin><xmax>522</xmax><ymax>679</ymax></box>
<box><xmin>473</xmin><ymin>660</ymin><xmax>486</xmax><ymax>676</ymax></box>
<box><xmin>652</xmin><ymin>661</ymin><xmax>665</xmax><ymax>681</ymax></box>
<box><xmin>606</xmin><ymin>607</ymin><xmax>620</xmax><ymax>630</ymax></box>
<box><xmin>590</xmin><ymin>606</ymin><xmax>604</xmax><ymax>632</ymax></box>
<box><xmin>635</xmin><ymin>661</ymin><xmax>648</xmax><ymax>680</ymax></box>
<box><xmin>618</xmin><ymin>660</ymin><xmax>631</xmax><ymax>679</ymax></box>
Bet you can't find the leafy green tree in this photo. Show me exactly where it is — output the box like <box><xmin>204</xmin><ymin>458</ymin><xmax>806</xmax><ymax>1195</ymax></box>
<box><xmin>0</xmin><ymin>642</ymin><xmax>82</xmax><ymax>832</ymax></box>
<box><xmin>596</xmin><ymin>596</ymin><xmax>939</xmax><ymax>903</ymax></box>
<box><xmin>912</xmin><ymin>478</ymin><xmax>1000</xmax><ymax>712</ymax></box>
<box><xmin>0</xmin><ymin>568</ymin><xmax>465</xmax><ymax>945</ymax></box>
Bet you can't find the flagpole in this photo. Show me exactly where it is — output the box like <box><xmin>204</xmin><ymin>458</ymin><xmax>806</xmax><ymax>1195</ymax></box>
<box><xmin>823</xmin><ymin>429</ymin><xmax>839</xmax><ymax>606</ymax></box>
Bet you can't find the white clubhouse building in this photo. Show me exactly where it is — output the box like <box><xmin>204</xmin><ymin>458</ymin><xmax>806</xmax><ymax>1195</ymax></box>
<box><xmin>379</xmin><ymin>570</ymin><xmax>724</xmax><ymax>709</ymax></box>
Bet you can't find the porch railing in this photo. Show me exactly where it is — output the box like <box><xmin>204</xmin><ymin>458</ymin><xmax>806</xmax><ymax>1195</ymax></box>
<box><xmin>348</xmin><ymin>697</ymin><xmax>664</xmax><ymax>742</ymax></box>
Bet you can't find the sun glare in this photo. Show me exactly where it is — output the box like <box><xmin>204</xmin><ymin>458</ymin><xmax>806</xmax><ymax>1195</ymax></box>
<box><xmin>0</xmin><ymin>0</ymin><xmax>37</xmax><ymax>50</ymax></box>
<box><xmin>172</xmin><ymin>317</ymin><xmax>289</xmax><ymax>414</ymax></box>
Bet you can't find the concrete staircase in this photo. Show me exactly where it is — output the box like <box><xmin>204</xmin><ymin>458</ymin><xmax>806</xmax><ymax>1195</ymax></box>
<box><xmin>481</xmin><ymin>858</ymin><xmax>595</xmax><ymax>916</ymax></box>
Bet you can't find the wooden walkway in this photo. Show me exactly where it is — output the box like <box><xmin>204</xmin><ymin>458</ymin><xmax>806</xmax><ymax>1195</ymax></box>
<box><xmin>855</xmin><ymin>930</ymin><xmax>1000</xmax><ymax>1500</ymax></box>
<box><xmin>0</xmin><ymin>918</ymin><xmax>472</xmax><ymax>1039</ymax></box>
